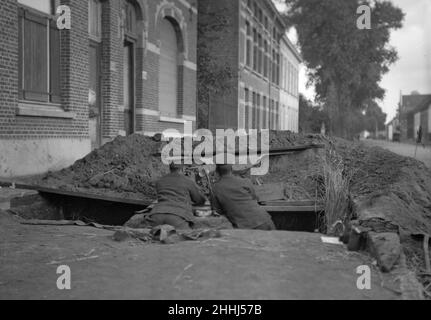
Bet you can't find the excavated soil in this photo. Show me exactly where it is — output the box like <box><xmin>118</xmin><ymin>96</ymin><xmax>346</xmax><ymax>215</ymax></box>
<box><xmin>37</xmin><ymin>135</ymin><xmax>168</xmax><ymax>204</ymax></box>
<box><xmin>28</xmin><ymin>132</ymin><xmax>431</xmax><ymax>236</ymax></box>
<box><xmin>336</xmin><ymin>140</ymin><xmax>431</xmax><ymax>235</ymax></box>
<box><xmin>32</xmin><ymin>132</ymin><xmax>325</xmax><ymax>203</ymax></box>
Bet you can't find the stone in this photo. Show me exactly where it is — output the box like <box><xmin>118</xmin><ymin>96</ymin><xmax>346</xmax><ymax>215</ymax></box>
<box><xmin>112</xmin><ymin>230</ymin><xmax>131</xmax><ymax>242</ymax></box>
<box><xmin>367</xmin><ymin>232</ymin><xmax>401</xmax><ymax>272</ymax></box>
<box><xmin>124</xmin><ymin>214</ymin><xmax>147</xmax><ymax>229</ymax></box>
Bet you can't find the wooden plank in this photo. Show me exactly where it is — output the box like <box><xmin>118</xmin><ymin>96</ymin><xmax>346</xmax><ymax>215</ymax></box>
<box><xmin>261</xmin><ymin>200</ymin><xmax>324</xmax><ymax>207</ymax></box>
<box><xmin>254</xmin><ymin>183</ymin><xmax>285</xmax><ymax>202</ymax></box>
<box><xmin>0</xmin><ymin>181</ymin><xmax>153</xmax><ymax>207</ymax></box>
<box><xmin>0</xmin><ymin>181</ymin><xmax>325</xmax><ymax>213</ymax></box>
<box><xmin>264</xmin><ymin>206</ymin><xmax>325</xmax><ymax>213</ymax></box>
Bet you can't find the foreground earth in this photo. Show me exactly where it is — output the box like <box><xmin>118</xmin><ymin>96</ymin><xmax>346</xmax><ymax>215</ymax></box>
<box><xmin>0</xmin><ymin>211</ymin><xmax>401</xmax><ymax>300</ymax></box>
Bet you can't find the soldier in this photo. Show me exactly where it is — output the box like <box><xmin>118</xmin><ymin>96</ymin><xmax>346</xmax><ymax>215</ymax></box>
<box><xmin>144</xmin><ymin>163</ymin><xmax>206</xmax><ymax>230</ymax></box>
<box><xmin>211</xmin><ymin>164</ymin><xmax>276</xmax><ymax>231</ymax></box>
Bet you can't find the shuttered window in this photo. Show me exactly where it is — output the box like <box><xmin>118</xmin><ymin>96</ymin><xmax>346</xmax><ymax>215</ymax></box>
<box><xmin>18</xmin><ymin>5</ymin><xmax>61</xmax><ymax>104</ymax></box>
<box><xmin>158</xmin><ymin>18</ymin><xmax>178</xmax><ymax>117</ymax></box>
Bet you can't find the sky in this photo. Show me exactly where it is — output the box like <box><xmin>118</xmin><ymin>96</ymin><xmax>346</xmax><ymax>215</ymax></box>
<box><xmin>277</xmin><ymin>0</ymin><xmax>431</xmax><ymax>123</ymax></box>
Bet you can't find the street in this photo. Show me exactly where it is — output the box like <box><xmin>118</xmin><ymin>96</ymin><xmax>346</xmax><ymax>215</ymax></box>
<box><xmin>362</xmin><ymin>140</ymin><xmax>431</xmax><ymax>168</ymax></box>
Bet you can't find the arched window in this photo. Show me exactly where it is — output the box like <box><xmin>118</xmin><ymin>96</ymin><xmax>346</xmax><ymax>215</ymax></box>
<box><xmin>158</xmin><ymin>18</ymin><xmax>179</xmax><ymax>117</ymax></box>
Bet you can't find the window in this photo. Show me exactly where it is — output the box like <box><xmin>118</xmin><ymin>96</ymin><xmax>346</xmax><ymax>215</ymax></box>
<box><xmin>276</xmin><ymin>53</ymin><xmax>280</xmax><ymax>86</ymax></box>
<box><xmin>263</xmin><ymin>41</ymin><xmax>268</xmax><ymax>78</ymax></box>
<box><xmin>258</xmin><ymin>33</ymin><xmax>263</xmax><ymax>74</ymax></box>
<box><xmin>252</xmin><ymin>92</ymin><xmax>256</xmax><ymax>129</ymax></box>
<box><xmin>272</xmin><ymin>50</ymin><xmax>277</xmax><ymax>83</ymax></box>
<box><xmin>18</xmin><ymin>1</ymin><xmax>61</xmax><ymax>104</ymax></box>
<box><xmin>276</xmin><ymin>102</ymin><xmax>280</xmax><ymax>130</ymax></box>
<box><xmin>89</xmin><ymin>0</ymin><xmax>102</xmax><ymax>41</ymax></box>
<box><xmin>245</xmin><ymin>88</ymin><xmax>249</xmax><ymax>130</ymax></box>
<box><xmin>269</xmin><ymin>99</ymin><xmax>274</xmax><ymax>129</ymax></box>
<box><xmin>159</xmin><ymin>18</ymin><xmax>179</xmax><ymax>117</ymax></box>
<box><xmin>246</xmin><ymin>22</ymin><xmax>252</xmax><ymax>67</ymax></box>
<box><xmin>253</xmin><ymin>29</ymin><xmax>258</xmax><ymax>71</ymax></box>
<box><xmin>123</xmin><ymin>0</ymin><xmax>137</xmax><ymax>37</ymax></box>
<box><xmin>263</xmin><ymin>96</ymin><xmax>267</xmax><ymax>129</ymax></box>
<box><xmin>256</xmin><ymin>94</ymin><xmax>261</xmax><ymax>129</ymax></box>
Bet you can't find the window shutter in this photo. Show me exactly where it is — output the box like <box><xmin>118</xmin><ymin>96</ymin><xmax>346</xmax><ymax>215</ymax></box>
<box><xmin>18</xmin><ymin>8</ymin><xmax>24</xmax><ymax>100</ymax></box>
<box><xmin>23</xmin><ymin>10</ymin><xmax>49</xmax><ymax>102</ymax></box>
<box><xmin>50</xmin><ymin>19</ymin><xmax>61</xmax><ymax>104</ymax></box>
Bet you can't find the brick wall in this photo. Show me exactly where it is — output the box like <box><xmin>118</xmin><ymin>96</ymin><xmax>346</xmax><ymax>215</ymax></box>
<box><xmin>0</xmin><ymin>0</ymin><xmax>89</xmax><ymax>139</ymax></box>
<box><xmin>0</xmin><ymin>0</ymin><xmax>197</xmax><ymax>142</ymax></box>
<box><xmin>0</xmin><ymin>0</ymin><xmax>18</xmax><ymax>134</ymax></box>
<box><xmin>138</xmin><ymin>0</ymin><xmax>198</xmax><ymax>135</ymax></box>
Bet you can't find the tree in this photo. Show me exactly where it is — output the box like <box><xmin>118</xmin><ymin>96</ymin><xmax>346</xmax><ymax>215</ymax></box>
<box><xmin>282</xmin><ymin>0</ymin><xmax>404</xmax><ymax>138</ymax></box>
<box><xmin>298</xmin><ymin>94</ymin><xmax>329</xmax><ymax>133</ymax></box>
<box><xmin>363</xmin><ymin>100</ymin><xmax>387</xmax><ymax>136</ymax></box>
<box><xmin>197</xmin><ymin>7</ymin><xmax>235</xmax><ymax>129</ymax></box>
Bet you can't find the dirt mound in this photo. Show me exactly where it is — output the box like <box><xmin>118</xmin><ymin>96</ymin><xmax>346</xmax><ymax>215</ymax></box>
<box><xmin>38</xmin><ymin>134</ymin><xmax>168</xmax><ymax>203</ymax></box>
<box><xmin>33</xmin><ymin>131</ymin><xmax>327</xmax><ymax>203</ymax></box>
<box><xmin>268</xmin><ymin>131</ymin><xmax>328</xmax><ymax>149</ymax></box>
<box><xmin>335</xmin><ymin>140</ymin><xmax>431</xmax><ymax>235</ymax></box>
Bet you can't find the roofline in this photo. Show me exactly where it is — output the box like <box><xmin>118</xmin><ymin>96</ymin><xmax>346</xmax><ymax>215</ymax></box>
<box><xmin>264</xmin><ymin>0</ymin><xmax>303</xmax><ymax>63</ymax></box>
<box><xmin>281</xmin><ymin>34</ymin><xmax>303</xmax><ymax>63</ymax></box>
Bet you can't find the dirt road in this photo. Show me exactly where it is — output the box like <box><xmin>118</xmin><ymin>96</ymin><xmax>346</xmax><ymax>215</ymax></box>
<box><xmin>0</xmin><ymin>211</ymin><xmax>399</xmax><ymax>300</ymax></box>
<box><xmin>363</xmin><ymin>140</ymin><xmax>431</xmax><ymax>168</ymax></box>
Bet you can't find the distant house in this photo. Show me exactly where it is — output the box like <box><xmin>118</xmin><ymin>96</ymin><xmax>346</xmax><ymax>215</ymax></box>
<box><xmin>386</xmin><ymin>116</ymin><xmax>400</xmax><ymax>142</ymax></box>
<box><xmin>399</xmin><ymin>94</ymin><xmax>431</xmax><ymax>142</ymax></box>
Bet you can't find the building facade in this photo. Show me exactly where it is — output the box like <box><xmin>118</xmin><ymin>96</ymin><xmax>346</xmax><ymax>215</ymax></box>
<box><xmin>399</xmin><ymin>94</ymin><xmax>431</xmax><ymax>142</ymax></box>
<box><xmin>0</xmin><ymin>0</ymin><xmax>197</xmax><ymax>177</ymax></box>
<box><xmin>197</xmin><ymin>0</ymin><xmax>301</xmax><ymax>132</ymax></box>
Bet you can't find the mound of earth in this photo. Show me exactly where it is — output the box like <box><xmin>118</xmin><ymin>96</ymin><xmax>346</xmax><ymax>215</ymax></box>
<box><xmin>37</xmin><ymin>134</ymin><xmax>168</xmax><ymax>204</ymax></box>
<box><xmin>335</xmin><ymin>140</ymin><xmax>431</xmax><ymax>235</ymax></box>
<box><xmin>32</xmin><ymin>131</ymin><xmax>327</xmax><ymax>203</ymax></box>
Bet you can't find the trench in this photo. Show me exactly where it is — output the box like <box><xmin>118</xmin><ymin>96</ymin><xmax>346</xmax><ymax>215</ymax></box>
<box><xmin>8</xmin><ymin>192</ymin><xmax>325</xmax><ymax>233</ymax></box>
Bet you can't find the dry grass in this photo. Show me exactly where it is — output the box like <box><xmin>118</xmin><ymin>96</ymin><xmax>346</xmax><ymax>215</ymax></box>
<box><xmin>320</xmin><ymin>150</ymin><xmax>353</xmax><ymax>235</ymax></box>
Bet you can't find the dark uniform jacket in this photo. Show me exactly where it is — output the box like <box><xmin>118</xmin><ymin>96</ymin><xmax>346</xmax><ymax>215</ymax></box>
<box><xmin>212</xmin><ymin>175</ymin><xmax>274</xmax><ymax>229</ymax></box>
<box><xmin>149</xmin><ymin>172</ymin><xmax>206</xmax><ymax>223</ymax></box>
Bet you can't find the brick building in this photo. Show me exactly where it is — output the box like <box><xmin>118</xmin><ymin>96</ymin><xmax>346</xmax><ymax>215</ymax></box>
<box><xmin>0</xmin><ymin>0</ymin><xmax>197</xmax><ymax>177</ymax></box>
<box><xmin>399</xmin><ymin>93</ymin><xmax>431</xmax><ymax>142</ymax></box>
<box><xmin>197</xmin><ymin>0</ymin><xmax>302</xmax><ymax>132</ymax></box>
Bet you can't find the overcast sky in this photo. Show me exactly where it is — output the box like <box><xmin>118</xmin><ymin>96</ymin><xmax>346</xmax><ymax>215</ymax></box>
<box><xmin>280</xmin><ymin>0</ymin><xmax>431</xmax><ymax>123</ymax></box>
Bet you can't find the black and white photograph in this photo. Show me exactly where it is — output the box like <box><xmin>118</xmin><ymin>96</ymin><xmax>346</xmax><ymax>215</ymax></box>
<box><xmin>0</xmin><ymin>0</ymin><xmax>431</xmax><ymax>305</ymax></box>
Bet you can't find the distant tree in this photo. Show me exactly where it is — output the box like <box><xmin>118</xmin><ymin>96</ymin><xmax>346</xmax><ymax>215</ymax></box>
<box><xmin>299</xmin><ymin>94</ymin><xmax>330</xmax><ymax>134</ymax></box>
<box><xmin>363</xmin><ymin>100</ymin><xmax>387</xmax><ymax>135</ymax></box>
<box><xmin>282</xmin><ymin>0</ymin><xmax>404</xmax><ymax>138</ymax></box>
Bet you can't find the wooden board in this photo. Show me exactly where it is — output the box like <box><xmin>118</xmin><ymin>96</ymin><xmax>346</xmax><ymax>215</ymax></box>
<box><xmin>0</xmin><ymin>181</ymin><xmax>324</xmax><ymax>213</ymax></box>
<box><xmin>0</xmin><ymin>181</ymin><xmax>153</xmax><ymax>207</ymax></box>
<box><xmin>264</xmin><ymin>206</ymin><xmax>324</xmax><ymax>213</ymax></box>
<box><xmin>254</xmin><ymin>183</ymin><xmax>285</xmax><ymax>202</ymax></box>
